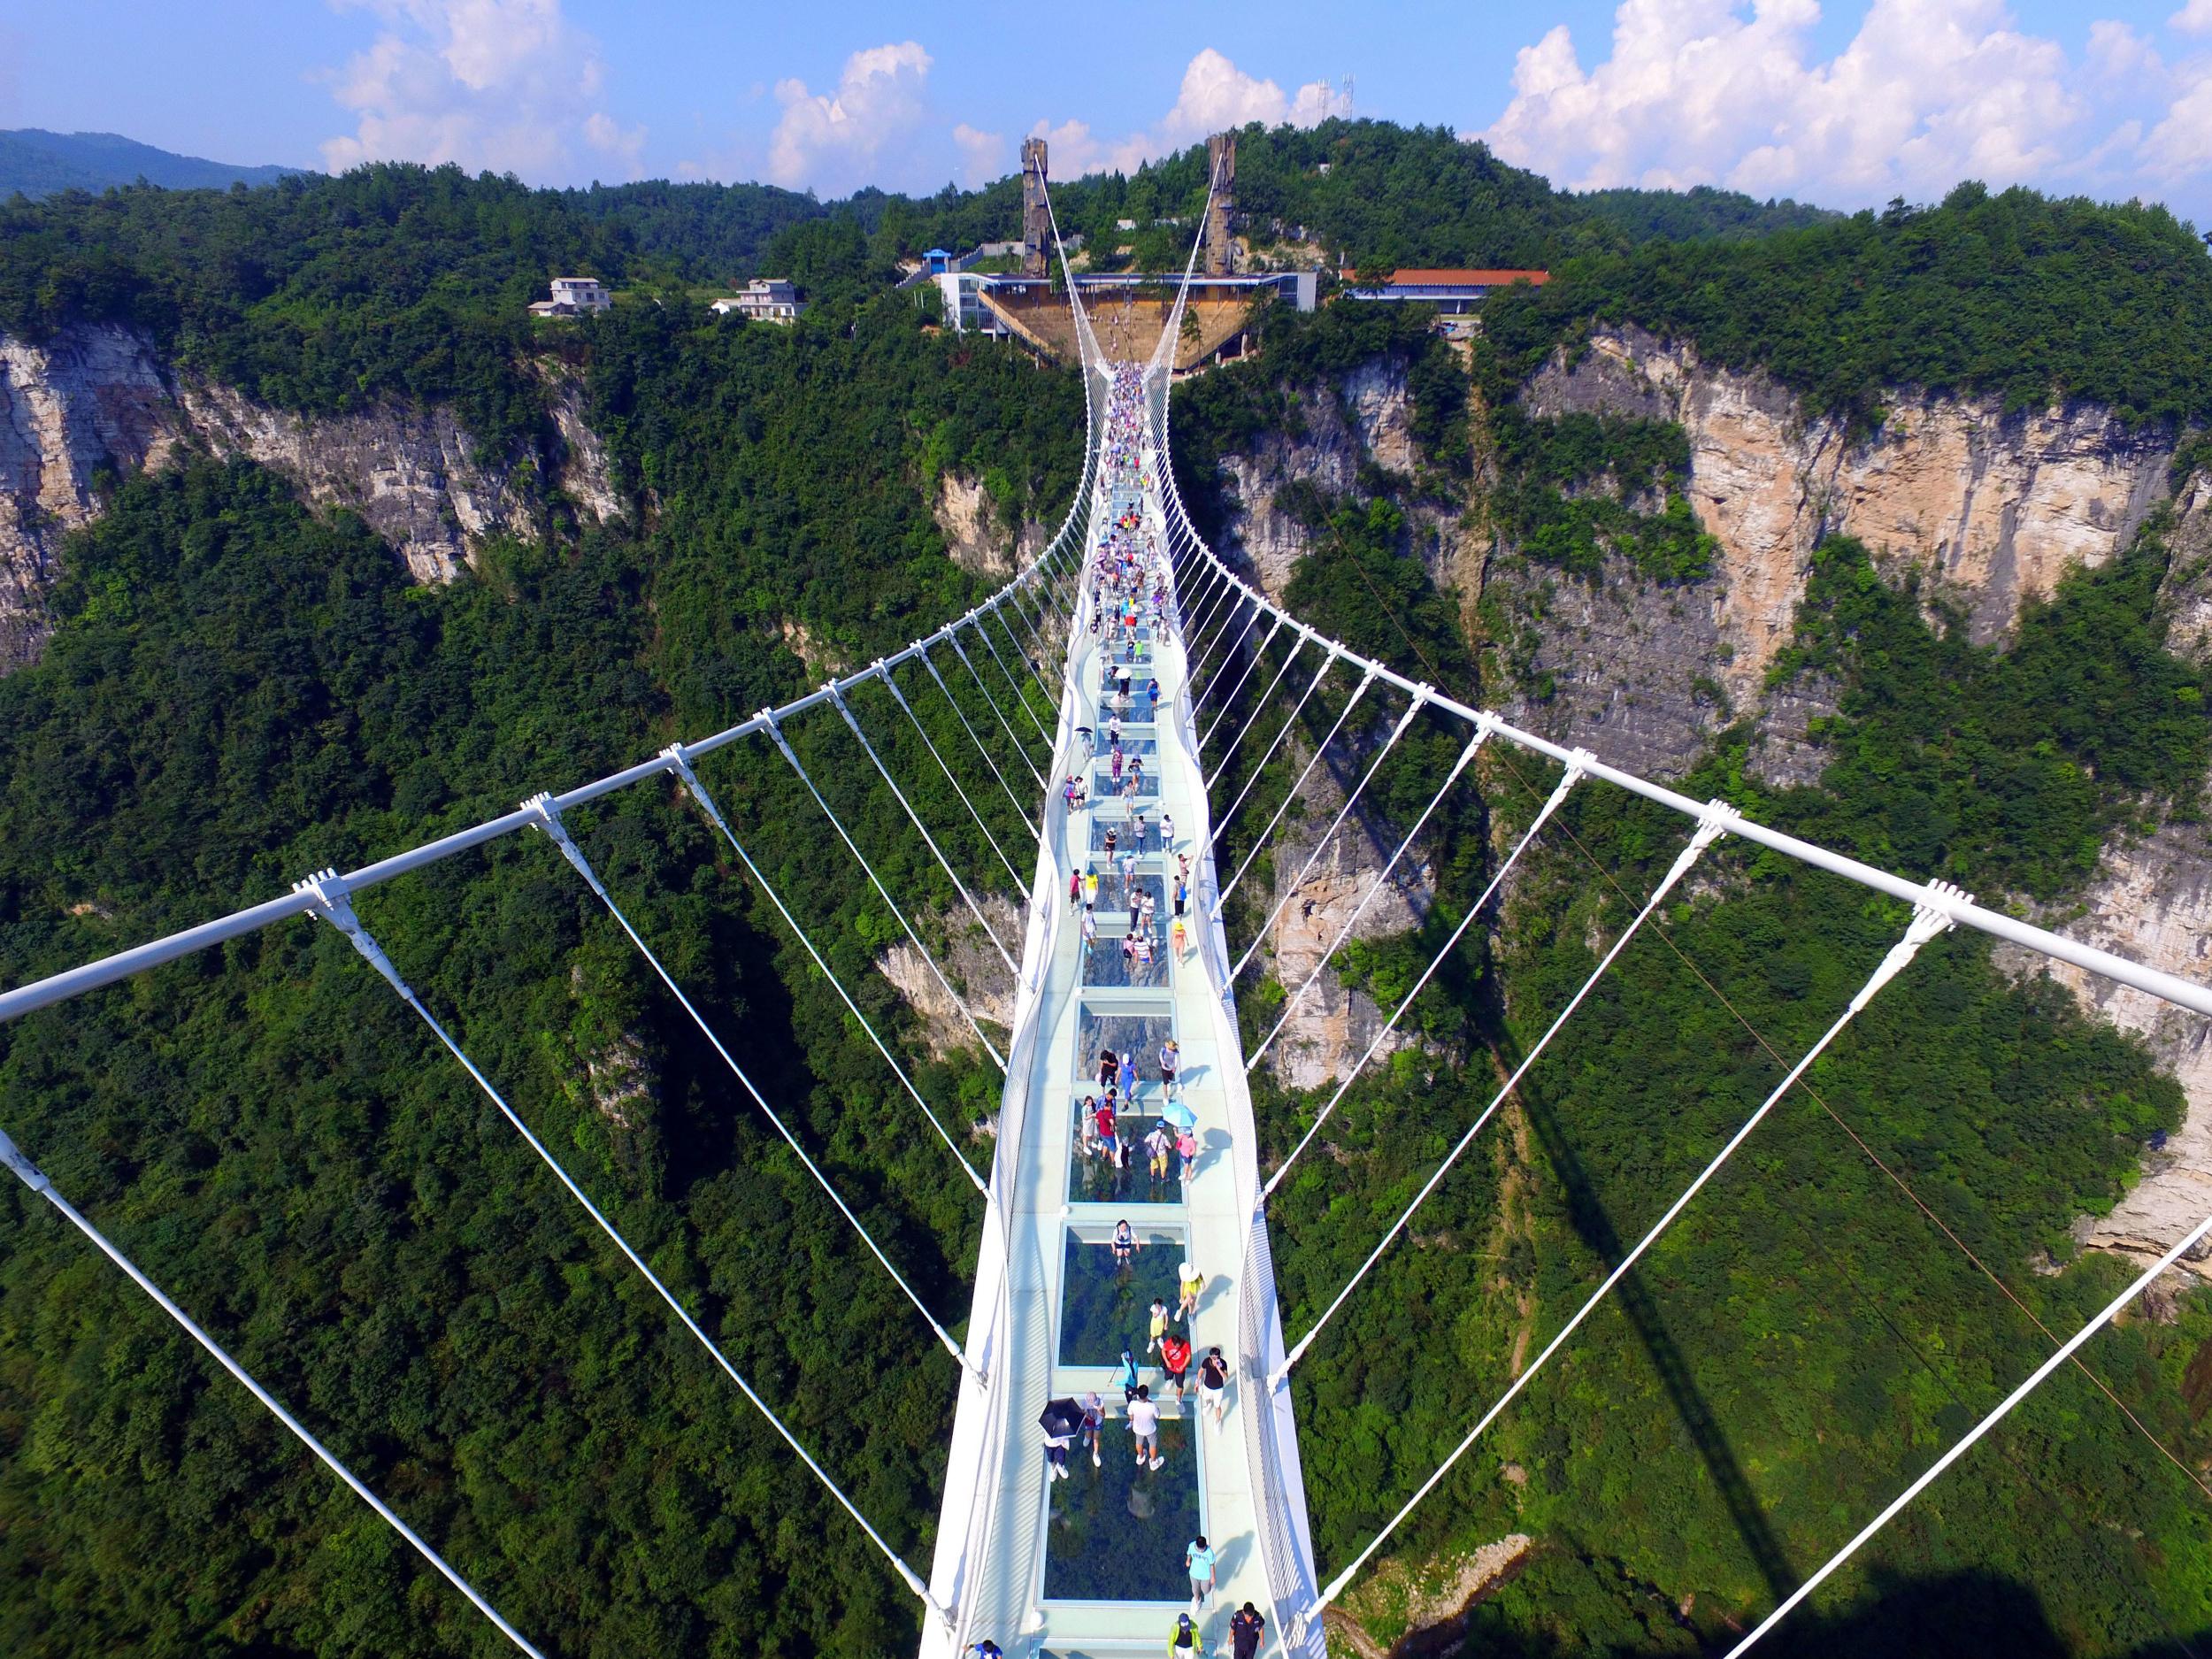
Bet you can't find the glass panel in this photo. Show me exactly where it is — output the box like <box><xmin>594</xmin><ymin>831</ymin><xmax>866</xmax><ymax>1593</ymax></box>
<box><xmin>1079</xmin><ymin>932</ymin><xmax>1170</xmax><ymax>989</ymax></box>
<box><xmin>1077</xmin><ymin>1007</ymin><xmax>1172</xmax><ymax>1075</ymax></box>
<box><xmin>1068</xmin><ymin>1101</ymin><xmax>1187</xmax><ymax>1204</ymax></box>
<box><xmin>1041</xmin><ymin>1414</ymin><xmax>1201</xmax><ymax>1602</ymax></box>
<box><xmin>1058</xmin><ymin>1223</ymin><xmax>1183</xmax><ymax>1364</ymax></box>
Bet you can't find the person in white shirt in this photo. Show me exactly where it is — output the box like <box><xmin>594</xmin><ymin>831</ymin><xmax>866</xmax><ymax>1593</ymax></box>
<box><xmin>1126</xmin><ymin>1385</ymin><xmax>1164</xmax><ymax>1471</ymax></box>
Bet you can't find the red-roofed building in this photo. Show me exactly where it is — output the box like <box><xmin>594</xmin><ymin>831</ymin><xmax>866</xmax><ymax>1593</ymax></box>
<box><xmin>1340</xmin><ymin>268</ymin><xmax>1550</xmax><ymax>334</ymax></box>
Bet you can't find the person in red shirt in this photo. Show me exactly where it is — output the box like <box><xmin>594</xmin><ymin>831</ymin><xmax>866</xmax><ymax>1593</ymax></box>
<box><xmin>1159</xmin><ymin>1332</ymin><xmax>1192</xmax><ymax>1401</ymax></box>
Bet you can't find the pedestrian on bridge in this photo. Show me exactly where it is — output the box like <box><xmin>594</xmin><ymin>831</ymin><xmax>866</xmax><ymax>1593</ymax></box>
<box><xmin>1116</xmin><ymin>1348</ymin><xmax>1143</xmax><ymax>1402</ymax></box>
<box><xmin>1079</xmin><ymin>1390</ymin><xmax>1106</xmax><ymax>1469</ymax></box>
<box><xmin>1198</xmin><ymin>1348</ymin><xmax>1229</xmax><ymax>1429</ymax></box>
<box><xmin>1148</xmin><ymin>1297</ymin><xmax>1171</xmax><ymax>1354</ymax></box>
<box><xmin>1231</xmin><ymin>1603</ymin><xmax>1265</xmax><ymax>1658</ymax></box>
<box><xmin>1159</xmin><ymin>1038</ymin><xmax>1180</xmax><ymax>1101</ymax></box>
<box><xmin>1162</xmin><ymin>811</ymin><xmax>1176</xmax><ymax>851</ymax></box>
<box><xmin>1186</xmin><ymin>1535</ymin><xmax>1217</xmax><ymax>1612</ymax></box>
<box><xmin>1167</xmin><ymin>1613</ymin><xmax>1201</xmax><ymax>1655</ymax></box>
<box><xmin>1178</xmin><ymin>1260</ymin><xmax>1204</xmax><ymax>1325</ymax></box>
<box><xmin>1160</xmin><ymin>1331</ymin><xmax>1192</xmax><ymax>1401</ymax></box>
<box><xmin>1128</xmin><ymin>1386</ymin><xmax>1164</xmax><ymax>1471</ymax></box>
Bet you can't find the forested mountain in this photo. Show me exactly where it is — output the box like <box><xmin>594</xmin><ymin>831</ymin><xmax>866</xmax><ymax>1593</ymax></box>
<box><xmin>2</xmin><ymin>122</ymin><xmax>2211</xmax><ymax>1659</ymax></box>
<box><xmin>0</xmin><ymin>128</ymin><xmax>298</xmax><ymax>198</ymax></box>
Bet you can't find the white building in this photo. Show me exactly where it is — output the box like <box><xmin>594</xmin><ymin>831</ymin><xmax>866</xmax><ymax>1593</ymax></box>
<box><xmin>528</xmin><ymin>275</ymin><xmax>611</xmax><ymax>318</ymax></box>
<box><xmin>710</xmin><ymin>279</ymin><xmax>803</xmax><ymax>324</ymax></box>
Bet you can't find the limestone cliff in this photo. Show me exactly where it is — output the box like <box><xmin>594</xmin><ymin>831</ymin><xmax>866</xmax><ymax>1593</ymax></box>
<box><xmin>1204</xmin><ymin>328</ymin><xmax>2212</xmax><ymax>1271</ymax></box>
<box><xmin>0</xmin><ymin>321</ymin><xmax>621</xmax><ymax>664</ymax></box>
<box><xmin>1208</xmin><ymin>355</ymin><xmax>1466</xmax><ymax>1083</ymax></box>
<box><xmin>1489</xmin><ymin>325</ymin><xmax>2177</xmax><ymax>778</ymax></box>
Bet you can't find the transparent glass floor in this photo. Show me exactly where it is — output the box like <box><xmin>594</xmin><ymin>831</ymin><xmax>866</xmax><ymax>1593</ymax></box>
<box><xmin>1058</xmin><ymin>1222</ymin><xmax>1185</xmax><ymax>1365</ymax></box>
<box><xmin>1068</xmin><ymin>1099</ymin><xmax>1187</xmax><ymax>1204</ymax></box>
<box><xmin>1080</xmin><ymin>933</ymin><xmax>1170</xmax><ymax>988</ymax></box>
<box><xmin>1041</xmin><ymin>1414</ymin><xmax>1201</xmax><ymax>1602</ymax></box>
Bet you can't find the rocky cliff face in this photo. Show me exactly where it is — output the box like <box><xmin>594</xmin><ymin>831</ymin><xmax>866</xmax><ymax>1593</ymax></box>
<box><xmin>1207</xmin><ymin>330</ymin><xmax>2212</xmax><ymax>1273</ymax></box>
<box><xmin>0</xmin><ymin>326</ymin><xmax>180</xmax><ymax>668</ymax></box>
<box><xmin>0</xmin><ymin>321</ymin><xmax>621</xmax><ymax>664</ymax></box>
<box><xmin>1207</xmin><ymin>357</ymin><xmax>1465</xmax><ymax>1081</ymax></box>
<box><xmin>1489</xmin><ymin>325</ymin><xmax>2178</xmax><ymax>779</ymax></box>
<box><xmin>1249</xmin><ymin>733</ymin><xmax>1437</xmax><ymax>1091</ymax></box>
<box><xmin>933</xmin><ymin>470</ymin><xmax>1049</xmax><ymax>582</ymax></box>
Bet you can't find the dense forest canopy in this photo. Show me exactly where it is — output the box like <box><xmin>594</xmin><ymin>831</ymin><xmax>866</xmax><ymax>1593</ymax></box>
<box><xmin>3</xmin><ymin>111</ymin><xmax>2212</xmax><ymax>1658</ymax></box>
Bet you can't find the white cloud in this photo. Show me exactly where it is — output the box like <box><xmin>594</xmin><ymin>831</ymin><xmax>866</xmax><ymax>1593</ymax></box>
<box><xmin>2172</xmin><ymin>0</ymin><xmax>2212</xmax><ymax>36</ymax></box>
<box><xmin>1032</xmin><ymin>49</ymin><xmax>1336</xmax><ymax>179</ymax></box>
<box><xmin>1484</xmin><ymin>0</ymin><xmax>2082</xmax><ymax>208</ymax></box>
<box><xmin>2086</xmin><ymin>19</ymin><xmax>2161</xmax><ymax>81</ymax></box>
<box><xmin>2141</xmin><ymin>64</ymin><xmax>2212</xmax><ymax>177</ymax></box>
<box><xmin>767</xmin><ymin>41</ymin><xmax>933</xmax><ymax>195</ymax></box>
<box><xmin>952</xmin><ymin>122</ymin><xmax>1006</xmax><ymax>188</ymax></box>
<box><xmin>319</xmin><ymin>0</ymin><xmax>642</xmax><ymax>182</ymax></box>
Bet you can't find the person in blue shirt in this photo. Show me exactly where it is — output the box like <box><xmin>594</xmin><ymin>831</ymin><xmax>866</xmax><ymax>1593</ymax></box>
<box><xmin>1147</xmin><ymin>678</ymin><xmax>1162</xmax><ymax>717</ymax></box>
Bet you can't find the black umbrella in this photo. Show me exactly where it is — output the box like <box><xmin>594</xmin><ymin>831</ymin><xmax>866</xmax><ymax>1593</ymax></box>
<box><xmin>1038</xmin><ymin>1397</ymin><xmax>1085</xmax><ymax>1440</ymax></box>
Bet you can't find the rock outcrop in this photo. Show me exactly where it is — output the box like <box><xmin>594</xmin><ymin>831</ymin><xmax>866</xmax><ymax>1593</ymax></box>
<box><xmin>0</xmin><ymin>321</ymin><xmax>622</xmax><ymax>665</ymax></box>
<box><xmin>0</xmin><ymin>326</ymin><xmax>180</xmax><ymax>667</ymax></box>
<box><xmin>1252</xmin><ymin>733</ymin><xmax>1436</xmax><ymax>1089</ymax></box>
<box><xmin>877</xmin><ymin>893</ymin><xmax>1023</xmax><ymax>1061</ymax></box>
<box><xmin>1490</xmin><ymin>325</ymin><xmax>2177</xmax><ymax>778</ymax></box>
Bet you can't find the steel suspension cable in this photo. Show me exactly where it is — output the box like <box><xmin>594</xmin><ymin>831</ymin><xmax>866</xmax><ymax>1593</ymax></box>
<box><xmin>983</xmin><ymin>596</ymin><xmax>1062</xmax><ymax>730</ymax></box>
<box><xmin>520</xmin><ymin>796</ymin><xmax>978</xmax><ymax>1375</ymax></box>
<box><xmin>1271</xmin><ymin>796</ymin><xmax>1738</xmax><ymax>1384</ymax></box>
<box><xmin>0</xmin><ymin>1125</ymin><xmax>546</xmax><ymax>1659</ymax></box>
<box><xmin>1263</xmin><ymin>754</ymin><xmax>1589</xmax><ymax>1196</ymax></box>
<box><xmin>974</xmin><ymin>607</ymin><xmax>1056</xmax><ymax>751</ymax></box>
<box><xmin>1728</xmin><ymin>1183</ymin><xmax>2212</xmax><ymax>1655</ymax></box>
<box><xmin>1310</xmin><ymin>885</ymin><xmax>1965</xmax><ymax>1617</ymax></box>
<box><xmin>1210</xmin><ymin>644</ymin><xmax>1340</xmax><ymax>847</ymax></box>
<box><xmin>918</xmin><ymin>648</ymin><xmax>1041</xmax><ymax>838</ymax></box>
<box><xmin>290</xmin><ymin>872</ymin><xmax>946</xmax><ymax>1620</ymax></box>
<box><xmin>1248</xmin><ymin>726</ymin><xmax>1489</xmax><ymax>1071</ymax></box>
<box><xmin>1218</xmin><ymin>669</ymin><xmax>1381</xmax><ymax>908</ymax></box>
<box><xmin>876</xmin><ymin>670</ymin><xmax>1033</xmax><ymax>889</ymax></box>
<box><xmin>763</xmin><ymin>717</ymin><xmax>1008</xmax><ymax>1070</ymax></box>
<box><xmin>1189</xmin><ymin>591</ymin><xmax>1256</xmax><ymax>703</ymax></box>
<box><xmin>948</xmin><ymin>632</ymin><xmax>1047</xmax><ymax>792</ymax></box>
<box><xmin>826</xmin><ymin>686</ymin><xmax>1020</xmax><ymax>975</ymax></box>
<box><xmin>1208</xmin><ymin>631</ymin><xmax>1312</xmax><ymax>792</ymax></box>
<box><xmin>1202</xmin><ymin>615</ymin><xmax>1285</xmax><ymax>751</ymax></box>
<box><xmin>1193</xmin><ymin>600</ymin><xmax>1265</xmax><ymax>709</ymax></box>
<box><xmin>1229</xmin><ymin>692</ymin><xmax>1430</xmax><ymax>983</ymax></box>
<box><xmin>662</xmin><ymin>746</ymin><xmax>988</xmax><ymax>1194</ymax></box>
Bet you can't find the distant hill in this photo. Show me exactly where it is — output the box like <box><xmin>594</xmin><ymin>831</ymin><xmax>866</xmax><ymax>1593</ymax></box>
<box><xmin>0</xmin><ymin>129</ymin><xmax>298</xmax><ymax>199</ymax></box>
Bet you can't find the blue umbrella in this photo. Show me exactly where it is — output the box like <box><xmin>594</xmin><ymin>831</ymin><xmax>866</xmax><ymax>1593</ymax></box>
<box><xmin>1161</xmin><ymin>1098</ymin><xmax>1198</xmax><ymax>1132</ymax></box>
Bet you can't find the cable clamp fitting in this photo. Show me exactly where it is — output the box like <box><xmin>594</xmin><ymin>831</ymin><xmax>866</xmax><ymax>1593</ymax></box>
<box><xmin>0</xmin><ymin>1128</ymin><xmax>50</xmax><ymax>1194</ymax></box>
<box><xmin>292</xmin><ymin>867</ymin><xmax>414</xmax><ymax>999</ymax></box>
<box><xmin>522</xmin><ymin>793</ymin><xmax>607</xmax><ymax>898</ymax></box>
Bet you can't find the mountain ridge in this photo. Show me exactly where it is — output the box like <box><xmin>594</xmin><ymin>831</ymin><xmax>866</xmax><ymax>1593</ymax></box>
<box><xmin>0</xmin><ymin>128</ymin><xmax>299</xmax><ymax>199</ymax></box>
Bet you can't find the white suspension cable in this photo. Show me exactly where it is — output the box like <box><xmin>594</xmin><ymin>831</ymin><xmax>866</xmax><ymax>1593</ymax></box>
<box><xmin>826</xmin><ymin>686</ymin><xmax>1020</xmax><ymax>976</ymax></box>
<box><xmin>1248</xmin><ymin>726</ymin><xmax>1489</xmax><ymax>1071</ymax></box>
<box><xmin>1189</xmin><ymin>590</ymin><xmax>1257</xmax><ymax>700</ymax></box>
<box><xmin>1219</xmin><ymin>669</ymin><xmax>1381</xmax><ymax>908</ymax></box>
<box><xmin>948</xmin><ymin>632</ymin><xmax>1048</xmax><ymax>791</ymax></box>
<box><xmin>1208</xmin><ymin>630</ymin><xmax>1312</xmax><ymax>792</ymax></box>
<box><xmin>1194</xmin><ymin>600</ymin><xmax>1266</xmax><ymax>710</ymax></box>
<box><xmin>1271</xmin><ymin>795</ymin><xmax>1738</xmax><ymax>1385</ymax></box>
<box><xmin>0</xmin><ymin>1126</ymin><xmax>546</xmax><ymax>1658</ymax></box>
<box><xmin>519</xmin><ymin>795</ymin><xmax>980</xmax><ymax>1378</ymax></box>
<box><xmin>876</xmin><ymin>670</ymin><xmax>1033</xmax><ymax>888</ymax></box>
<box><xmin>1728</xmin><ymin>1182</ymin><xmax>2212</xmax><ymax>1654</ymax></box>
<box><xmin>289</xmin><ymin>871</ymin><xmax>948</xmax><ymax>1623</ymax></box>
<box><xmin>1201</xmin><ymin>615</ymin><xmax>1285</xmax><ymax>751</ymax></box>
<box><xmin>1230</xmin><ymin>691</ymin><xmax>1431</xmax><ymax>984</ymax></box>
<box><xmin>662</xmin><ymin>745</ymin><xmax>988</xmax><ymax>1194</ymax></box>
<box><xmin>1310</xmin><ymin>884</ymin><xmax>1967</xmax><ymax>1615</ymax></box>
<box><xmin>761</xmin><ymin>716</ymin><xmax>1008</xmax><ymax>1070</ymax></box>
<box><xmin>973</xmin><ymin>609</ymin><xmax>1056</xmax><ymax>751</ymax></box>
<box><xmin>1210</xmin><ymin>644</ymin><xmax>1340</xmax><ymax>846</ymax></box>
<box><xmin>1263</xmin><ymin>753</ymin><xmax>1590</xmax><ymax>1198</ymax></box>
<box><xmin>917</xmin><ymin>648</ymin><xmax>1042</xmax><ymax>839</ymax></box>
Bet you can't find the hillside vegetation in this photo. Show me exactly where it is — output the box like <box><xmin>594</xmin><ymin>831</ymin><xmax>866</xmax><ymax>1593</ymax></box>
<box><xmin>3</xmin><ymin>129</ymin><xmax>2212</xmax><ymax>1657</ymax></box>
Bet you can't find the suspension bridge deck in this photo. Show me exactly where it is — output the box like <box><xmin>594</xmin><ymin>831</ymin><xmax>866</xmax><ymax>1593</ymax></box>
<box><xmin>925</xmin><ymin>388</ymin><xmax>1321</xmax><ymax>1657</ymax></box>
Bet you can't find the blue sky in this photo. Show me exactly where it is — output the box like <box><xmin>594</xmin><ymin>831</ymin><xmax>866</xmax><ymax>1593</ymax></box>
<box><xmin>8</xmin><ymin>2</ymin><xmax>2212</xmax><ymax>219</ymax></box>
